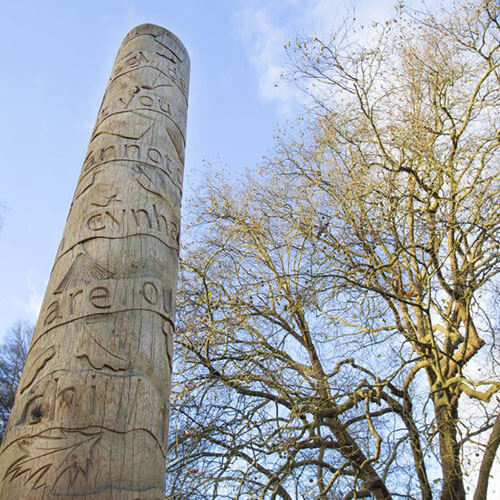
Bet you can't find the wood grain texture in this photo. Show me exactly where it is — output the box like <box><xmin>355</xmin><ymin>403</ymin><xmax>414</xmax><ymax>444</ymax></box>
<box><xmin>0</xmin><ymin>24</ymin><xmax>189</xmax><ymax>499</ymax></box>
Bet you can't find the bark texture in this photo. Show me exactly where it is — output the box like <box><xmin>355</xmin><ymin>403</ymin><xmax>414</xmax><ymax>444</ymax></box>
<box><xmin>0</xmin><ymin>23</ymin><xmax>189</xmax><ymax>499</ymax></box>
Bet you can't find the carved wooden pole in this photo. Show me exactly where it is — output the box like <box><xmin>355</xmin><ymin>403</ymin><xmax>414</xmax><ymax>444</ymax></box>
<box><xmin>0</xmin><ymin>24</ymin><xmax>189</xmax><ymax>499</ymax></box>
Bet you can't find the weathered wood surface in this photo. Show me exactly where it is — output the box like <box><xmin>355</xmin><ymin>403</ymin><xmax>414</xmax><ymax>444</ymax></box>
<box><xmin>0</xmin><ymin>24</ymin><xmax>189</xmax><ymax>499</ymax></box>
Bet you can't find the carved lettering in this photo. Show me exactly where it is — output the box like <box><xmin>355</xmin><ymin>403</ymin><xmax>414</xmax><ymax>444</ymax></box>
<box><xmin>139</xmin><ymin>95</ymin><xmax>154</xmax><ymax>107</ymax></box>
<box><xmin>37</xmin><ymin>278</ymin><xmax>174</xmax><ymax>339</ymax></box>
<box><xmin>147</xmin><ymin>147</ymin><xmax>162</xmax><ymax>164</ymax></box>
<box><xmin>15</xmin><ymin>372</ymin><xmax>166</xmax><ymax>438</ymax></box>
<box><xmin>89</xmin><ymin>382</ymin><xmax>96</xmax><ymax>415</ymax></box>
<box><xmin>80</xmin><ymin>141</ymin><xmax>180</xmax><ymax>185</ymax></box>
<box><xmin>167</xmin><ymin>66</ymin><xmax>177</xmax><ymax>79</ymax></box>
<box><xmin>58</xmin><ymin>386</ymin><xmax>75</xmax><ymax>409</ymax></box>
<box><xmin>162</xmin><ymin>288</ymin><xmax>173</xmax><ymax>314</ymax></box>
<box><xmin>130</xmin><ymin>94</ymin><xmax>173</xmax><ymax>116</ymax></box>
<box><xmin>76</xmin><ymin>205</ymin><xmax>179</xmax><ymax>250</ymax></box>
<box><xmin>89</xmin><ymin>286</ymin><xmax>111</xmax><ymax>309</ymax></box>
<box><xmin>141</xmin><ymin>281</ymin><xmax>158</xmax><ymax>305</ymax></box>
<box><xmin>126</xmin><ymin>50</ymin><xmax>149</xmax><ymax>66</ymax></box>
<box><xmin>87</xmin><ymin>213</ymin><xmax>105</xmax><ymax>231</ymax></box>
<box><xmin>153</xmin><ymin>203</ymin><xmax>167</xmax><ymax>232</ymax></box>
<box><xmin>124</xmin><ymin>143</ymin><xmax>140</xmax><ymax>159</ymax></box>
<box><xmin>116</xmin><ymin>96</ymin><xmax>132</xmax><ymax>110</ymax></box>
<box><xmin>132</xmin><ymin>208</ymin><xmax>152</xmax><ymax>228</ymax></box>
<box><xmin>153</xmin><ymin>204</ymin><xmax>178</xmax><ymax>242</ymax></box>
<box><xmin>105</xmin><ymin>209</ymin><xmax>124</xmax><ymax>228</ymax></box>
<box><xmin>21</xmin><ymin>395</ymin><xmax>45</xmax><ymax>425</ymax></box>
<box><xmin>44</xmin><ymin>300</ymin><xmax>62</xmax><ymax>326</ymax></box>
<box><xmin>68</xmin><ymin>289</ymin><xmax>83</xmax><ymax>315</ymax></box>
<box><xmin>100</xmin><ymin>145</ymin><xmax>116</xmax><ymax>162</ymax></box>
<box><xmin>113</xmin><ymin>50</ymin><xmax>149</xmax><ymax>77</ymax></box>
<box><xmin>49</xmin><ymin>377</ymin><xmax>58</xmax><ymax>421</ymax></box>
<box><xmin>158</xmin><ymin>99</ymin><xmax>171</xmax><ymax>115</ymax></box>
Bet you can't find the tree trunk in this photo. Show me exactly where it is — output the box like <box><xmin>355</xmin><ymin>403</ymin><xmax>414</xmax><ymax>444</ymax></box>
<box><xmin>474</xmin><ymin>412</ymin><xmax>500</xmax><ymax>500</ymax></box>
<box><xmin>435</xmin><ymin>398</ymin><xmax>466</xmax><ymax>500</ymax></box>
<box><xmin>0</xmin><ymin>24</ymin><xmax>189</xmax><ymax>499</ymax></box>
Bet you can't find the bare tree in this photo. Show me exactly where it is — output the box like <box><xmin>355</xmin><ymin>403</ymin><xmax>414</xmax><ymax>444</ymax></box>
<box><xmin>0</xmin><ymin>321</ymin><xmax>32</xmax><ymax>442</ymax></box>
<box><xmin>166</xmin><ymin>2</ymin><xmax>499</xmax><ymax>499</ymax></box>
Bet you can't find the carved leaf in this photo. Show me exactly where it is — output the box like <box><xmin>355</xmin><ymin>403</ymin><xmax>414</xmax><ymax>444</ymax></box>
<box><xmin>75</xmin><ymin>322</ymin><xmax>130</xmax><ymax>371</ymax></box>
<box><xmin>92</xmin><ymin>110</ymin><xmax>154</xmax><ymax>141</ymax></box>
<box><xmin>165</xmin><ymin>123</ymin><xmax>185</xmax><ymax>163</ymax></box>
<box><xmin>55</xmin><ymin>253</ymin><xmax>113</xmax><ymax>294</ymax></box>
<box><xmin>4</xmin><ymin>427</ymin><xmax>102</xmax><ymax>489</ymax></box>
<box><xmin>19</xmin><ymin>346</ymin><xmax>55</xmax><ymax>394</ymax></box>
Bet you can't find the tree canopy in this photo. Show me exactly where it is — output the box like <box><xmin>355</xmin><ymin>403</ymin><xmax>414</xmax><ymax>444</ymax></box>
<box><xmin>166</xmin><ymin>1</ymin><xmax>500</xmax><ymax>499</ymax></box>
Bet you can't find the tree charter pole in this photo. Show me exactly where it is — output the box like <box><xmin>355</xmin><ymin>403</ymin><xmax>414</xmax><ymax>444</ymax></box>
<box><xmin>0</xmin><ymin>24</ymin><xmax>189</xmax><ymax>499</ymax></box>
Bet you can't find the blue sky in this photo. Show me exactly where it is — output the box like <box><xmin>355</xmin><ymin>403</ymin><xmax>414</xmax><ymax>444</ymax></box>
<box><xmin>0</xmin><ymin>0</ymin><xmax>399</xmax><ymax>336</ymax></box>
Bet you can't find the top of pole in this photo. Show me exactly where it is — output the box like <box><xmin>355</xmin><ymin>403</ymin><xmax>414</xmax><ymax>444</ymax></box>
<box><xmin>121</xmin><ymin>23</ymin><xmax>190</xmax><ymax>66</ymax></box>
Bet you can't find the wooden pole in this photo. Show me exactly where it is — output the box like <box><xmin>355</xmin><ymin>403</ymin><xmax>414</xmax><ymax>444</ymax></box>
<box><xmin>0</xmin><ymin>24</ymin><xmax>189</xmax><ymax>499</ymax></box>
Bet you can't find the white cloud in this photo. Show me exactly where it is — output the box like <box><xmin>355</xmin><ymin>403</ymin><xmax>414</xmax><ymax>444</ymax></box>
<box><xmin>233</xmin><ymin>0</ymin><xmax>403</xmax><ymax>115</ymax></box>
<box><xmin>235</xmin><ymin>1</ymin><xmax>301</xmax><ymax>115</ymax></box>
